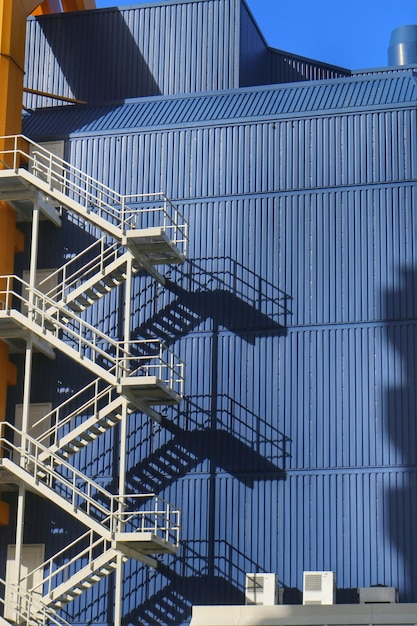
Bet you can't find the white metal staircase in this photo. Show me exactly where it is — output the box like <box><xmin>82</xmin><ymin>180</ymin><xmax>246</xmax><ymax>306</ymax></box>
<box><xmin>0</xmin><ymin>135</ymin><xmax>188</xmax><ymax>624</ymax></box>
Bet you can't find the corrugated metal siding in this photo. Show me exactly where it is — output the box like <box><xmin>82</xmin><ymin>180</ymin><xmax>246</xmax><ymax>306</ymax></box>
<box><xmin>353</xmin><ymin>66</ymin><xmax>417</xmax><ymax>77</ymax></box>
<box><xmin>22</xmin><ymin>72</ymin><xmax>417</xmax><ymax>138</ymax></box>
<box><xmin>49</xmin><ymin>107</ymin><xmax>417</xmax><ymax>200</ymax></box>
<box><xmin>117</xmin><ymin>469</ymin><xmax>417</xmax><ymax>621</ymax></box>
<box><xmin>239</xmin><ymin>0</ymin><xmax>271</xmax><ymax>87</ymax></box>
<box><xmin>24</xmin><ymin>0</ymin><xmax>239</xmax><ymax>108</ymax></box>
<box><xmin>8</xmin><ymin>27</ymin><xmax>417</xmax><ymax>626</ymax></box>
<box><xmin>34</xmin><ymin>100</ymin><xmax>417</xmax><ymax>617</ymax></box>
<box><xmin>269</xmin><ymin>47</ymin><xmax>351</xmax><ymax>83</ymax></box>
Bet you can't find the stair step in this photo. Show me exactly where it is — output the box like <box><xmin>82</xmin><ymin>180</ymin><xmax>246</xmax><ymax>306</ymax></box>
<box><xmin>62</xmin><ymin>441</ymin><xmax>80</xmax><ymax>452</ymax></box>
<box><xmin>67</xmin><ymin>301</ymin><xmax>83</xmax><ymax>312</ymax></box>
<box><xmin>78</xmin><ymin>432</ymin><xmax>98</xmax><ymax>443</ymax></box>
<box><xmin>112</xmin><ymin>269</ymin><xmax>125</xmax><ymax>281</ymax></box>
<box><xmin>95</xmin><ymin>281</ymin><xmax>112</xmax><ymax>294</ymax></box>
<box><xmin>102</xmin><ymin>275</ymin><xmax>119</xmax><ymax>287</ymax></box>
<box><xmin>84</xmin><ymin>287</ymin><xmax>100</xmax><ymax>300</ymax></box>
<box><xmin>74</xmin><ymin>294</ymin><xmax>92</xmax><ymax>307</ymax></box>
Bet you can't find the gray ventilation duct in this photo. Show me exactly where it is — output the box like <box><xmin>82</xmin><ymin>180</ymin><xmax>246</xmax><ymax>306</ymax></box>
<box><xmin>388</xmin><ymin>25</ymin><xmax>417</xmax><ymax>66</ymax></box>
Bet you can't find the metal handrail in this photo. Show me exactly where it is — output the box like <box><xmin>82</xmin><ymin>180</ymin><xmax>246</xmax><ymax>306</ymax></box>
<box><xmin>0</xmin><ymin>134</ymin><xmax>188</xmax><ymax>252</ymax></box>
<box><xmin>0</xmin><ymin>576</ymin><xmax>71</xmax><ymax>626</ymax></box>
<box><xmin>0</xmin><ymin>422</ymin><xmax>180</xmax><ymax>545</ymax></box>
<box><xmin>1</xmin><ymin>422</ymin><xmax>122</xmax><ymax>533</ymax></box>
<box><xmin>32</xmin><ymin>379</ymin><xmax>120</xmax><ymax>448</ymax></box>
<box><xmin>40</xmin><ymin>237</ymin><xmax>123</xmax><ymax>302</ymax></box>
<box><xmin>0</xmin><ymin>275</ymin><xmax>185</xmax><ymax>393</ymax></box>
<box><xmin>21</xmin><ymin>530</ymin><xmax>112</xmax><ymax>597</ymax></box>
<box><xmin>124</xmin><ymin>339</ymin><xmax>185</xmax><ymax>395</ymax></box>
<box><xmin>0</xmin><ymin>273</ymin><xmax>130</xmax><ymax>377</ymax></box>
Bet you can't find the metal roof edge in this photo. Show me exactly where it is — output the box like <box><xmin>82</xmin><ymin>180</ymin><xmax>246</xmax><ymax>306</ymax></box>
<box><xmin>25</xmin><ymin>67</ymin><xmax>417</xmax><ymax>111</ymax></box>
<box><xmin>23</xmin><ymin>71</ymin><xmax>417</xmax><ymax>139</ymax></box>
<box><xmin>268</xmin><ymin>45</ymin><xmax>351</xmax><ymax>75</ymax></box>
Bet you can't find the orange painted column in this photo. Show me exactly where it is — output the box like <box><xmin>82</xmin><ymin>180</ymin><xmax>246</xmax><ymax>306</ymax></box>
<box><xmin>0</xmin><ymin>0</ymin><xmax>95</xmax><ymax>524</ymax></box>
<box><xmin>0</xmin><ymin>0</ymin><xmax>43</xmax><ymax>524</ymax></box>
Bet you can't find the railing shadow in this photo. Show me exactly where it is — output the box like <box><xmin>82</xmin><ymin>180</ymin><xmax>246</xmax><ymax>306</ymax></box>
<box><xmin>121</xmin><ymin>540</ymin><xmax>302</xmax><ymax>625</ymax></box>
<box><xmin>134</xmin><ymin>258</ymin><xmax>291</xmax><ymax>344</ymax></box>
<box><xmin>123</xmin><ymin>394</ymin><xmax>289</xmax><ymax>494</ymax></box>
<box><xmin>121</xmin><ymin>540</ymin><xmax>259</xmax><ymax>625</ymax></box>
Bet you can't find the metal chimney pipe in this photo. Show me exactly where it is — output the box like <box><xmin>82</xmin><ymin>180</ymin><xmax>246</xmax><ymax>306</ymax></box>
<box><xmin>388</xmin><ymin>25</ymin><xmax>417</xmax><ymax>66</ymax></box>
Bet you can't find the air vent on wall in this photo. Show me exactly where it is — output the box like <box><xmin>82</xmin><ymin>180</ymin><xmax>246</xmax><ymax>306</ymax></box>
<box><xmin>303</xmin><ymin>571</ymin><xmax>335</xmax><ymax>605</ymax></box>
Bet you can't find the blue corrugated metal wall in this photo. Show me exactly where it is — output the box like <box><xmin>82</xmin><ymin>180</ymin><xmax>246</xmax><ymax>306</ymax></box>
<box><xmin>23</xmin><ymin>0</ymin><xmax>348</xmax><ymax>111</ymax></box>
<box><xmin>240</xmin><ymin>0</ymin><xmax>350</xmax><ymax>85</ymax></box>
<box><xmin>24</xmin><ymin>0</ymin><xmax>241</xmax><ymax>108</ymax></box>
<box><xmin>9</xmin><ymin>1</ymin><xmax>417</xmax><ymax>625</ymax></box>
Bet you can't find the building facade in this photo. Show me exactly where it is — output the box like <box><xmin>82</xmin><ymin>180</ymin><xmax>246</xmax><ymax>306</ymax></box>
<box><xmin>0</xmin><ymin>1</ymin><xmax>417</xmax><ymax>625</ymax></box>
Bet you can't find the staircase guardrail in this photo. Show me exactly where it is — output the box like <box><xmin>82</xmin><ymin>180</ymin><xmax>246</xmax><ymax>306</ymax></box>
<box><xmin>128</xmin><ymin>340</ymin><xmax>185</xmax><ymax>397</ymax></box>
<box><xmin>21</xmin><ymin>530</ymin><xmax>112</xmax><ymax>599</ymax></box>
<box><xmin>0</xmin><ymin>274</ymin><xmax>129</xmax><ymax>376</ymax></box>
<box><xmin>0</xmin><ymin>275</ymin><xmax>185</xmax><ymax>394</ymax></box>
<box><xmin>0</xmin><ymin>135</ymin><xmax>188</xmax><ymax>252</ymax></box>
<box><xmin>41</xmin><ymin>237</ymin><xmax>124</xmax><ymax>302</ymax></box>
<box><xmin>0</xmin><ymin>134</ymin><xmax>185</xmax><ymax>621</ymax></box>
<box><xmin>31</xmin><ymin>379</ymin><xmax>121</xmax><ymax>449</ymax></box>
<box><xmin>0</xmin><ymin>423</ymin><xmax>180</xmax><ymax>545</ymax></box>
<box><xmin>0</xmin><ymin>576</ymin><xmax>71</xmax><ymax>626</ymax></box>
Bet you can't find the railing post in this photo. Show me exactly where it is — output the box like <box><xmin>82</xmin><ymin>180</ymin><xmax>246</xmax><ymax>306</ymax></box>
<box><xmin>13</xmin><ymin>135</ymin><xmax>18</xmax><ymax>171</ymax></box>
<box><xmin>166</xmin><ymin>503</ymin><xmax>170</xmax><ymax>543</ymax></box>
<box><xmin>154</xmin><ymin>496</ymin><xmax>158</xmax><ymax>534</ymax></box>
<box><xmin>121</xmin><ymin>196</ymin><xmax>126</xmax><ymax>232</ymax></box>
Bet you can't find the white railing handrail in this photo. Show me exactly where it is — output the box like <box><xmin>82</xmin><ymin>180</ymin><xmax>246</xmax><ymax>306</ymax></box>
<box><xmin>32</xmin><ymin>379</ymin><xmax>119</xmax><ymax>447</ymax></box>
<box><xmin>0</xmin><ymin>576</ymin><xmax>71</xmax><ymax>626</ymax></box>
<box><xmin>0</xmin><ymin>274</ymin><xmax>185</xmax><ymax>391</ymax></box>
<box><xmin>0</xmin><ymin>273</ymin><xmax>130</xmax><ymax>377</ymax></box>
<box><xmin>127</xmin><ymin>339</ymin><xmax>186</xmax><ymax>395</ymax></box>
<box><xmin>41</xmin><ymin>237</ymin><xmax>122</xmax><ymax>302</ymax></box>
<box><xmin>1</xmin><ymin>423</ymin><xmax>180</xmax><ymax>546</ymax></box>
<box><xmin>22</xmin><ymin>530</ymin><xmax>112</xmax><ymax>597</ymax></box>
<box><xmin>0</xmin><ymin>134</ymin><xmax>188</xmax><ymax>251</ymax></box>
<box><xmin>1</xmin><ymin>422</ymin><xmax>124</xmax><ymax>533</ymax></box>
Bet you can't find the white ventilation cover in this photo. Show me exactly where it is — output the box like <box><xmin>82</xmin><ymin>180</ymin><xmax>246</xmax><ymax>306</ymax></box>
<box><xmin>303</xmin><ymin>571</ymin><xmax>335</xmax><ymax>605</ymax></box>
<box><xmin>245</xmin><ymin>573</ymin><xmax>277</xmax><ymax>606</ymax></box>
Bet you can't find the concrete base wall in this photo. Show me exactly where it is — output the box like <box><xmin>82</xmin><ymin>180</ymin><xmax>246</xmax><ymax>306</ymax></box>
<box><xmin>190</xmin><ymin>603</ymin><xmax>417</xmax><ymax>625</ymax></box>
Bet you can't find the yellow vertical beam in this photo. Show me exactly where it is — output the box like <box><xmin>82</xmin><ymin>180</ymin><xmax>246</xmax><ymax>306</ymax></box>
<box><xmin>0</xmin><ymin>0</ymin><xmax>95</xmax><ymax>524</ymax></box>
<box><xmin>0</xmin><ymin>5</ymin><xmax>30</xmax><ymax>525</ymax></box>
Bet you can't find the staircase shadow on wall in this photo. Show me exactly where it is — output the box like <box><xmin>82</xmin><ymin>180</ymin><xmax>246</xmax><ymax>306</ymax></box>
<box><xmin>122</xmin><ymin>541</ymin><xmax>303</xmax><ymax>626</ymax></box>
<box><xmin>118</xmin><ymin>261</ymin><xmax>292</xmax><ymax>624</ymax></box>
<box><xmin>124</xmin><ymin>395</ymin><xmax>289</xmax><ymax>495</ymax></box>
<box><xmin>126</xmin><ymin>258</ymin><xmax>291</xmax><ymax>493</ymax></box>
<box><xmin>135</xmin><ymin>258</ymin><xmax>292</xmax><ymax>344</ymax></box>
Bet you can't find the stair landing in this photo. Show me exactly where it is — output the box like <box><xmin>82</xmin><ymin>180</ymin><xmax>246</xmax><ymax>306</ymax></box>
<box><xmin>116</xmin><ymin>532</ymin><xmax>178</xmax><ymax>556</ymax></box>
<box><xmin>120</xmin><ymin>375</ymin><xmax>181</xmax><ymax>407</ymax></box>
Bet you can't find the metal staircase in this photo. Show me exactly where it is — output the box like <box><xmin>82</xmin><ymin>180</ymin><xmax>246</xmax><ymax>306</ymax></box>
<box><xmin>0</xmin><ymin>135</ymin><xmax>188</xmax><ymax>624</ymax></box>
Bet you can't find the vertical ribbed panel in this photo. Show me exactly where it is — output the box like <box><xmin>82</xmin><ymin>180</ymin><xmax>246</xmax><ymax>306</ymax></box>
<box><xmin>269</xmin><ymin>48</ymin><xmax>351</xmax><ymax>83</ymax></box>
<box><xmin>239</xmin><ymin>0</ymin><xmax>271</xmax><ymax>87</ymax></box>
<box><xmin>63</xmin><ymin>107</ymin><xmax>417</xmax><ymax>197</ymax></box>
<box><xmin>239</xmin><ymin>0</ymin><xmax>350</xmax><ymax>87</ymax></box>
<box><xmin>24</xmin><ymin>0</ymin><xmax>239</xmax><ymax>107</ymax></box>
<box><xmin>33</xmin><ymin>99</ymin><xmax>417</xmax><ymax>618</ymax></box>
<box><xmin>9</xmin><ymin>12</ymin><xmax>417</xmax><ymax>623</ymax></box>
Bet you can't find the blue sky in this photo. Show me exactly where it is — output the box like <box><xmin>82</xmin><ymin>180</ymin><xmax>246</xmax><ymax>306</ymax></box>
<box><xmin>94</xmin><ymin>0</ymin><xmax>417</xmax><ymax>70</ymax></box>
